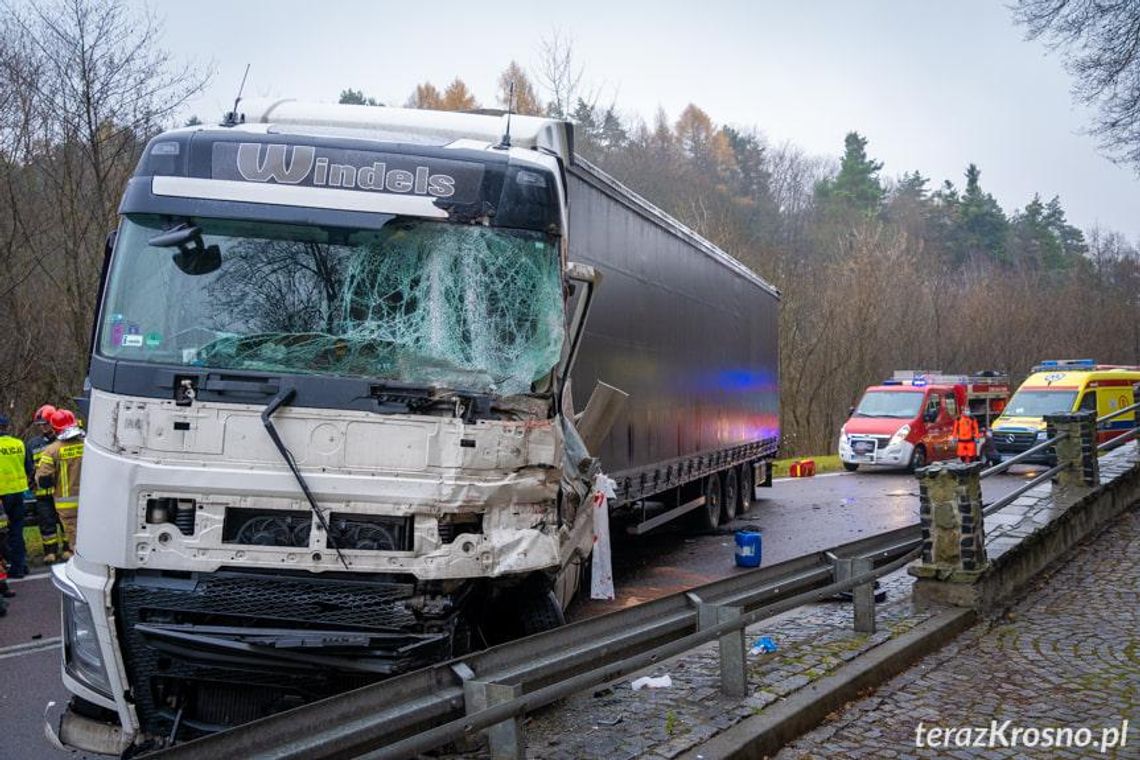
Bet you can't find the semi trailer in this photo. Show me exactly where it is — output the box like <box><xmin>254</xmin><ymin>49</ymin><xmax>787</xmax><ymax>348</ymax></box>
<box><xmin>48</xmin><ymin>99</ymin><xmax>779</xmax><ymax>754</ymax></box>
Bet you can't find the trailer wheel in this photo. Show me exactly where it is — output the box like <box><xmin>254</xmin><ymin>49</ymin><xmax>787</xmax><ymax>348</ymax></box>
<box><xmin>738</xmin><ymin>462</ymin><xmax>754</xmax><ymax>513</ymax></box>
<box><xmin>693</xmin><ymin>472</ymin><xmax>723</xmax><ymax>532</ymax></box>
<box><xmin>519</xmin><ymin>590</ymin><xmax>566</xmax><ymax>636</ymax></box>
<box><xmin>721</xmin><ymin>468</ymin><xmax>739</xmax><ymax>524</ymax></box>
<box><xmin>842</xmin><ymin>462</ymin><xmax>859</xmax><ymax>472</ymax></box>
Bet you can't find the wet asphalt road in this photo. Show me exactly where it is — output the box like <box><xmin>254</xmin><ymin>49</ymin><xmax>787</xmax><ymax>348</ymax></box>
<box><xmin>0</xmin><ymin>466</ymin><xmax>1039</xmax><ymax>758</ymax></box>
<box><xmin>568</xmin><ymin>466</ymin><xmax>1036</xmax><ymax>618</ymax></box>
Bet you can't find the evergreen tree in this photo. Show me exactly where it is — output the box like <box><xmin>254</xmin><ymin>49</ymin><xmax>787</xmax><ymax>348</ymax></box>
<box><xmin>339</xmin><ymin>88</ymin><xmax>381</xmax><ymax>106</ymax></box>
<box><xmin>814</xmin><ymin>132</ymin><xmax>884</xmax><ymax>217</ymax></box>
<box><xmin>598</xmin><ymin>107</ymin><xmax>627</xmax><ymax>150</ymax></box>
<box><xmin>956</xmin><ymin>163</ymin><xmax>1008</xmax><ymax>263</ymax></box>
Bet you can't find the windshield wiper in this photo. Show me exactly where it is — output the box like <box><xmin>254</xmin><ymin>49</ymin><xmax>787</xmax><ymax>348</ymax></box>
<box><xmin>261</xmin><ymin>387</ymin><xmax>349</xmax><ymax>570</ymax></box>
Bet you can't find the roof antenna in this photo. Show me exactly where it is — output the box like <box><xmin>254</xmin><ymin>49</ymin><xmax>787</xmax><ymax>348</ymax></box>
<box><xmin>496</xmin><ymin>80</ymin><xmax>515</xmax><ymax>149</ymax></box>
<box><xmin>222</xmin><ymin>64</ymin><xmax>251</xmax><ymax>127</ymax></box>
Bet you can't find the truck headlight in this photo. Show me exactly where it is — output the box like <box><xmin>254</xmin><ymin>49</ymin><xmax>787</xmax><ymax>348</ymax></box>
<box><xmin>61</xmin><ymin>593</ymin><xmax>112</xmax><ymax>698</ymax></box>
<box><xmin>1036</xmin><ymin>430</ymin><xmax>1048</xmax><ymax>442</ymax></box>
<box><xmin>889</xmin><ymin>424</ymin><xmax>911</xmax><ymax>447</ymax></box>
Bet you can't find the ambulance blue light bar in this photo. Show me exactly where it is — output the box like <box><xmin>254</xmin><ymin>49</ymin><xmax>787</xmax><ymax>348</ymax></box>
<box><xmin>1033</xmin><ymin>359</ymin><xmax>1096</xmax><ymax>372</ymax></box>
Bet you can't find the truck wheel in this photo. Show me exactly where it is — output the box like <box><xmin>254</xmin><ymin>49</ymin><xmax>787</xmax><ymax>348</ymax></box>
<box><xmin>738</xmin><ymin>462</ymin><xmax>754</xmax><ymax>512</ymax></box>
<box><xmin>908</xmin><ymin>446</ymin><xmax>927</xmax><ymax>473</ymax></box>
<box><xmin>694</xmin><ymin>472</ymin><xmax>723</xmax><ymax>532</ymax></box>
<box><xmin>721</xmin><ymin>468</ymin><xmax>739</xmax><ymax>524</ymax></box>
<box><xmin>842</xmin><ymin>462</ymin><xmax>859</xmax><ymax>472</ymax></box>
<box><xmin>520</xmin><ymin>590</ymin><xmax>566</xmax><ymax>636</ymax></box>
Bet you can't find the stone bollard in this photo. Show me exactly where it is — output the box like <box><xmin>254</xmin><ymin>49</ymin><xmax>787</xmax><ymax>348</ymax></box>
<box><xmin>909</xmin><ymin>461</ymin><xmax>988</xmax><ymax>583</ymax></box>
<box><xmin>1044</xmin><ymin>411</ymin><xmax>1099</xmax><ymax>492</ymax></box>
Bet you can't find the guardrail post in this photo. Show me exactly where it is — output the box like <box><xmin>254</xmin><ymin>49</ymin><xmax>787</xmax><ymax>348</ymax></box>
<box><xmin>696</xmin><ymin>602</ymin><xmax>747</xmax><ymax>697</ymax></box>
<box><xmin>463</xmin><ymin>680</ymin><xmax>525</xmax><ymax>760</ymax></box>
<box><xmin>832</xmin><ymin>557</ymin><xmax>876</xmax><ymax>633</ymax></box>
<box><xmin>909</xmin><ymin>461</ymin><xmax>988</xmax><ymax>583</ymax></box>
<box><xmin>1045</xmin><ymin>411</ymin><xmax>1099</xmax><ymax>492</ymax></box>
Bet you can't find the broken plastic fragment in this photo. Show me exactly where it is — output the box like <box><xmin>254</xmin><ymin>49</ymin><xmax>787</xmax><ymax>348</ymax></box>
<box><xmin>630</xmin><ymin>675</ymin><xmax>672</xmax><ymax>690</ymax></box>
<box><xmin>749</xmin><ymin>636</ymin><xmax>778</xmax><ymax>655</ymax></box>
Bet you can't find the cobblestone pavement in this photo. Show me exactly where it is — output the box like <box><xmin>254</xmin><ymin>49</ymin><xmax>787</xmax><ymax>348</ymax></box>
<box><xmin>512</xmin><ymin>566</ymin><xmax>930</xmax><ymax>760</ymax></box>
<box><xmin>440</xmin><ymin>564</ymin><xmax>930</xmax><ymax>760</ymax></box>
<box><xmin>777</xmin><ymin>503</ymin><xmax>1139</xmax><ymax>759</ymax></box>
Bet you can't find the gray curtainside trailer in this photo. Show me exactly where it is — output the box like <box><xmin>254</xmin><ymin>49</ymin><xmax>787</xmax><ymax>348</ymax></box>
<box><xmin>568</xmin><ymin>159</ymin><xmax>780</xmax><ymax>532</ymax></box>
<box><xmin>48</xmin><ymin>100</ymin><xmax>780</xmax><ymax>752</ymax></box>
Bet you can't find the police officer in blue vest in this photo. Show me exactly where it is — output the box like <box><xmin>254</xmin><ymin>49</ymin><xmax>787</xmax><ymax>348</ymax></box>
<box><xmin>0</xmin><ymin>414</ymin><xmax>35</xmax><ymax>579</ymax></box>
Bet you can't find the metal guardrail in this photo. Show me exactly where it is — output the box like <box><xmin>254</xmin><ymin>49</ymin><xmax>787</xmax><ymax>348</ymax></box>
<box><xmin>981</xmin><ymin>402</ymin><xmax>1140</xmax><ymax>516</ymax></box>
<box><xmin>150</xmin><ymin>525</ymin><xmax>921</xmax><ymax>760</ymax></box>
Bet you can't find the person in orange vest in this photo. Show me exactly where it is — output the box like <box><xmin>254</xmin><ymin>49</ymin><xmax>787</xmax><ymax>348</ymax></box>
<box><xmin>952</xmin><ymin>408</ymin><xmax>981</xmax><ymax>463</ymax></box>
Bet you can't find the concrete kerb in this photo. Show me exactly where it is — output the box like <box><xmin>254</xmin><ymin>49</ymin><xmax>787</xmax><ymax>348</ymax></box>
<box><xmin>679</xmin><ymin>606</ymin><xmax>976</xmax><ymax>760</ymax></box>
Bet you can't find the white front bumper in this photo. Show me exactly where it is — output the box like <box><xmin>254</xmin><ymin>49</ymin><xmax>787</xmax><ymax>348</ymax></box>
<box><xmin>838</xmin><ymin>436</ymin><xmax>914</xmax><ymax>467</ymax></box>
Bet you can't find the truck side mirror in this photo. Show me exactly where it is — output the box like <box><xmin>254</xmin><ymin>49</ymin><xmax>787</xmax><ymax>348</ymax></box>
<box><xmin>848</xmin><ymin>405</ymin><xmax>855</xmax><ymax>417</ymax></box>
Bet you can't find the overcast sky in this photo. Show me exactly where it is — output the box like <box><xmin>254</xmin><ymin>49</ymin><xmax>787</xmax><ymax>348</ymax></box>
<box><xmin>138</xmin><ymin>0</ymin><xmax>1140</xmax><ymax>242</ymax></box>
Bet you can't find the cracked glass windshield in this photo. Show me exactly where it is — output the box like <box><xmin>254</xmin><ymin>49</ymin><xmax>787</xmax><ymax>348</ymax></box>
<box><xmin>99</xmin><ymin>215</ymin><xmax>565</xmax><ymax>395</ymax></box>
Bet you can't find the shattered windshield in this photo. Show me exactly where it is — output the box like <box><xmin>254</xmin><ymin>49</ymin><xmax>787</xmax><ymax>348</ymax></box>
<box><xmin>99</xmin><ymin>215</ymin><xmax>565</xmax><ymax>396</ymax></box>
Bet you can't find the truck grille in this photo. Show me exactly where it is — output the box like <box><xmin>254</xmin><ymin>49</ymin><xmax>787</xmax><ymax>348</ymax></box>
<box><xmin>115</xmin><ymin>570</ymin><xmax>457</xmax><ymax>738</ymax></box>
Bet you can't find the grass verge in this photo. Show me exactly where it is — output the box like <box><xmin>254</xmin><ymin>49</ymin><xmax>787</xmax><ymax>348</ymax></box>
<box><xmin>772</xmin><ymin>454</ymin><xmax>842</xmax><ymax>478</ymax></box>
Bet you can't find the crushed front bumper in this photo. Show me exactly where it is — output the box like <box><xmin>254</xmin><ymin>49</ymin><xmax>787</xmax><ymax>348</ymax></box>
<box><xmin>114</xmin><ymin>569</ymin><xmax>464</xmax><ymax>740</ymax></box>
<box><xmin>45</xmin><ymin>698</ymin><xmax>132</xmax><ymax>756</ymax></box>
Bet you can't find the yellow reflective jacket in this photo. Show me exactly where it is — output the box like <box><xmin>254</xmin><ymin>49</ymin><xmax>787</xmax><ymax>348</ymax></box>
<box><xmin>35</xmin><ymin>438</ymin><xmax>84</xmax><ymax>506</ymax></box>
<box><xmin>0</xmin><ymin>434</ymin><xmax>32</xmax><ymax>495</ymax></box>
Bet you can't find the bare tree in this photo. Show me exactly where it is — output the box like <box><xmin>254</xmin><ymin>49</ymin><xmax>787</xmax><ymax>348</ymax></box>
<box><xmin>536</xmin><ymin>30</ymin><xmax>585</xmax><ymax>119</ymax></box>
<box><xmin>0</xmin><ymin>0</ymin><xmax>209</xmax><ymax>419</ymax></box>
<box><xmin>1013</xmin><ymin>0</ymin><xmax>1140</xmax><ymax>170</ymax></box>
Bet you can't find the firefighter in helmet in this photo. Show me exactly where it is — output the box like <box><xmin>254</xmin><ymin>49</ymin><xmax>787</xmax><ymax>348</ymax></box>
<box><xmin>952</xmin><ymin>407</ymin><xmax>981</xmax><ymax>464</ymax></box>
<box><xmin>34</xmin><ymin>409</ymin><xmax>84</xmax><ymax>561</ymax></box>
<box><xmin>26</xmin><ymin>404</ymin><xmax>72</xmax><ymax>563</ymax></box>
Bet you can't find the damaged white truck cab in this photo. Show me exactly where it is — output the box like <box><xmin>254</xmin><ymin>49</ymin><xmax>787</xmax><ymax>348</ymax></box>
<box><xmin>51</xmin><ymin>102</ymin><xmax>602</xmax><ymax>754</ymax></box>
<box><xmin>51</xmin><ymin>100</ymin><xmax>781</xmax><ymax>755</ymax></box>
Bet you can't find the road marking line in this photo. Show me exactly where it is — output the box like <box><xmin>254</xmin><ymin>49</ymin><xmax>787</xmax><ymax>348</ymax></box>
<box><xmin>8</xmin><ymin>572</ymin><xmax>53</xmax><ymax>584</ymax></box>
<box><xmin>0</xmin><ymin>636</ymin><xmax>62</xmax><ymax>659</ymax></box>
<box><xmin>773</xmin><ymin>472</ymin><xmax>846</xmax><ymax>483</ymax></box>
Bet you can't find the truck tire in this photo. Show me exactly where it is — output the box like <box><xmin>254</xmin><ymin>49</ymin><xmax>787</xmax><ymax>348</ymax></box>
<box><xmin>693</xmin><ymin>472</ymin><xmax>723</xmax><ymax>532</ymax></box>
<box><xmin>908</xmin><ymin>446</ymin><xmax>927</xmax><ymax>473</ymax></box>
<box><xmin>842</xmin><ymin>462</ymin><xmax>859</xmax><ymax>472</ymax></box>
<box><xmin>721</xmin><ymin>468</ymin><xmax>739</xmax><ymax>524</ymax></box>
<box><xmin>520</xmin><ymin>590</ymin><xmax>566</xmax><ymax>636</ymax></box>
<box><xmin>738</xmin><ymin>462</ymin><xmax>754</xmax><ymax>512</ymax></box>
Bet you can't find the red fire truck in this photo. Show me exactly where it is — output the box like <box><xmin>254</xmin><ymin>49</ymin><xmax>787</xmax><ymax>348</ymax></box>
<box><xmin>838</xmin><ymin>371</ymin><xmax>1010</xmax><ymax>472</ymax></box>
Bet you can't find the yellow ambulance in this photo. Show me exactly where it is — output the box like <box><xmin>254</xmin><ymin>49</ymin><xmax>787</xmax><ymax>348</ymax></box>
<box><xmin>992</xmin><ymin>359</ymin><xmax>1140</xmax><ymax>463</ymax></box>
